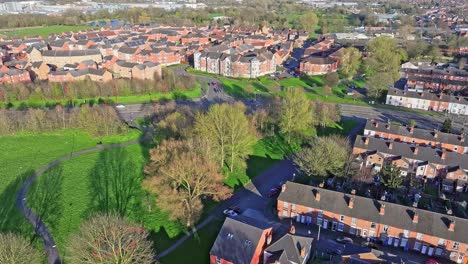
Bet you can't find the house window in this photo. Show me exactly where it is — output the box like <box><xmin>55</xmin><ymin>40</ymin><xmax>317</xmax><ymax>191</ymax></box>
<box><xmin>216</xmin><ymin>257</ymin><xmax>221</xmax><ymax>264</ymax></box>
<box><xmin>283</xmin><ymin>201</ymin><xmax>289</xmax><ymax>208</ymax></box>
<box><xmin>337</xmin><ymin>223</ymin><xmax>345</xmax><ymax>232</ymax></box>
<box><xmin>351</xmin><ymin>218</ymin><xmax>357</xmax><ymax>225</ymax></box>
<box><xmin>414</xmin><ymin>242</ymin><xmax>422</xmax><ymax>251</ymax></box>
<box><xmin>349</xmin><ymin>227</ymin><xmax>355</xmax><ymax>235</ymax></box>
<box><xmin>416</xmin><ymin>233</ymin><xmax>423</xmax><ymax>240</ymax></box>
<box><xmin>291</xmin><ymin>204</ymin><xmax>296</xmax><ymax>211</ymax></box>
<box><xmin>453</xmin><ymin>242</ymin><xmax>460</xmax><ymax>250</ymax></box>
<box><xmin>370</xmin><ymin>222</ymin><xmax>376</xmax><ymax>229</ymax></box>
<box><xmin>383</xmin><ymin>225</ymin><xmax>389</xmax><ymax>232</ymax></box>
<box><xmin>282</xmin><ymin>210</ymin><xmax>288</xmax><ymax>217</ymax></box>
<box><xmin>340</xmin><ymin>215</ymin><xmax>345</xmax><ymax>222</ymax></box>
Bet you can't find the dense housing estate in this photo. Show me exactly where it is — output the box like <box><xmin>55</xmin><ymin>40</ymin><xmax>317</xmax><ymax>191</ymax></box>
<box><xmin>355</xmin><ymin>119</ymin><xmax>468</xmax><ymax>193</ymax></box>
<box><xmin>277</xmin><ymin>181</ymin><xmax>468</xmax><ymax>264</ymax></box>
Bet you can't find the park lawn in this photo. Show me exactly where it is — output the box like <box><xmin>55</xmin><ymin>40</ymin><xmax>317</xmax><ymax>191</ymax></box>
<box><xmin>317</xmin><ymin>119</ymin><xmax>359</xmax><ymax>137</ymax></box>
<box><xmin>0</xmin><ymin>25</ymin><xmax>94</xmax><ymax>38</ymax></box>
<box><xmin>159</xmin><ymin>219</ymin><xmax>224</xmax><ymax>264</ymax></box>
<box><xmin>0</xmin><ymin>128</ymin><xmax>141</xmax><ymax>238</ymax></box>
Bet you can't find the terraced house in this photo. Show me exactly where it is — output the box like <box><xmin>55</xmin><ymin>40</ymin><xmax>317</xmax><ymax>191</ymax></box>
<box><xmin>277</xmin><ymin>182</ymin><xmax>468</xmax><ymax>263</ymax></box>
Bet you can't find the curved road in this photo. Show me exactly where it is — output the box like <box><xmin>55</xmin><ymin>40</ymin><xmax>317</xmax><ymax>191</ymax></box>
<box><xmin>16</xmin><ymin>129</ymin><xmax>152</xmax><ymax>264</ymax></box>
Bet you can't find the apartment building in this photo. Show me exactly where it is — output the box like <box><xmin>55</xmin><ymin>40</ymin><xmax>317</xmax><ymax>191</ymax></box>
<box><xmin>277</xmin><ymin>182</ymin><xmax>468</xmax><ymax>263</ymax></box>
<box><xmin>42</xmin><ymin>49</ymin><xmax>103</xmax><ymax>68</ymax></box>
<box><xmin>386</xmin><ymin>88</ymin><xmax>468</xmax><ymax>116</ymax></box>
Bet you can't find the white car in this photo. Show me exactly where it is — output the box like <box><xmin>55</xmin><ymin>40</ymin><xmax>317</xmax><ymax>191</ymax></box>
<box><xmin>223</xmin><ymin>209</ymin><xmax>238</xmax><ymax>217</ymax></box>
<box><xmin>115</xmin><ymin>104</ymin><xmax>125</xmax><ymax>108</ymax></box>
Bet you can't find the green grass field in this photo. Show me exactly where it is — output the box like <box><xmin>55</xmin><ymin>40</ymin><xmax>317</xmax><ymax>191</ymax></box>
<box><xmin>0</xmin><ymin>25</ymin><xmax>94</xmax><ymax>38</ymax></box>
<box><xmin>0</xmin><ymin>128</ymin><xmax>141</xmax><ymax>247</ymax></box>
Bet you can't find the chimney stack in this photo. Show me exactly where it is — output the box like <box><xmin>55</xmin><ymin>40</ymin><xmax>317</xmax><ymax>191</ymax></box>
<box><xmin>281</xmin><ymin>183</ymin><xmax>286</xmax><ymax>193</ymax></box>
<box><xmin>290</xmin><ymin>225</ymin><xmax>296</xmax><ymax>234</ymax></box>
<box><xmin>460</xmin><ymin>135</ymin><xmax>465</xmax><ymax>143</ymax></box>
<box><xmin>351</xmin><ymin>189</ymin><xmax>356</xmax><ymax>195</ymax></box>
<box><xmin>413</xmin><ymin>145</ymin><xmax>419</xmax><ymax>155</ymax></box>
<box><xmin>447</xmin><ymin>208</ymin><xmax>453</xmax><ymax>215</ymax></box>
<box><xmin>413</xmin><ymin>212</ymin><xmax>419</xmax><ymax>223</ymax></box>
<box><xmin>434</xmin><ymin>129</ymin><xmax>439</xmax><ymax>138</ymax></box>
<box><xmin>449</xmin><ymin>220</ymin><xmax>455</xmax><ymax>231</ymax></box>
<box><xmin>364</xmin><ymin>136</ymin><xmax>370</xmax><ymax>145</ymax></box>
<box><xmin>380</xmin><ymin>203</ymin><xmax>386</xmax><ymax>215</ymax></box>
<box><xmin>314</xmin><ymin>190</ymin><xmax>321</xmax><ymax>201</ymax></box>
<box><xmin>374</xmin><ymin>122</ymin><xmax>379</xmax><ymax>128</ymax></box>
<box><xmin>348</xmin><ymin>197</ymin><xmax>354</xmax><ymax>209</ymax></box>
<box><xmin>409</xmin><ymin>126</ymin><xmax>414</xmax><ymax>134</ymax></box>
<box><xmin>441</xmin><ymin>150</ymin><xmax>447</xmax><ymax>160</ymax></box>
<box><xmin>300</xmin><ymin>247</ymin><xmax>306</xmax><ymax>257</ymax></box>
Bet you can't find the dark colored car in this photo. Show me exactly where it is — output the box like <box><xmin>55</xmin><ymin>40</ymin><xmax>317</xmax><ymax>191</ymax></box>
<box><xmin>267</xmin><ymin>187</ymin><xmax>280</xmax><ymax>197</ymax></box>
<box><xmin>326</xmin><ymin>248</ymin><xmax>342</xmax><ymax>255</ymax></box>
<box><xmin>228</xmin><ymin>206</ymin><xmax>241</xmax><ymax>214</ymax></box>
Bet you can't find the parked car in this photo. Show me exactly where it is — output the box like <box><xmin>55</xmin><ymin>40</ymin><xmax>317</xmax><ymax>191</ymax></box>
<box><xmin>223</xmin><ymin>209</ymin><xmax>238</xmax><ymax>217</ymax></box>
<box><xmin>336</xmin><ymin>236</ymin><xmax>353</xmax><ymax>244</ymax></box>
<box><xmin>326</xmin><ymin>248</ymin><xmax>342</xmax><ymax>255</ymax></box>
<box><xmin>115</xmin><ymin>104</ymin><xmax>125</xmax><ymax>108</ymax></box>
<box><xmin>362</xmin><ymin>241</ymin><xmax>379</xmax><ymax>249</ymax></box>
<box><xmin>267</xmin><ymin>187</ymin><xmax>280</xmax><ymax>197</ymax></box>
<box><xmin>228</xmin><ymin>206</ymin><xmax>241</xmax><ymax>214</ymax></box>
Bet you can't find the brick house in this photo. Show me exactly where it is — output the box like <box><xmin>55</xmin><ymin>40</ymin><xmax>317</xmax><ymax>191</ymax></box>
<box><xmin>386</xmin><ymin>88</ymin><xmax>468</xmax><ymax>116</ymax></box>
<box><xmin>352</xmin><ymin>135</ymin><xmax>468</xmax><ymax>191</ymax></box>
<box><xmin>0</xmin><ymin>69</ymin><xmax>31</xmax><ymax>84</ymax></box>
<box><xmin>299</xmin><ymin>56</ymin><xmax>338</xmax><ymax>75</ymax></box>
<box><xmin>25</xmin><ymin>46</ymin><xmax>43</xmax><ymax>62</ymax></box>
<box><xmin>49</xmin><ymin>40</ymin><xmax>70</xmax><ymax>50</ymax></box>
<box><xmin>42</xmin><ymin>49</ymin><xmax>102</xmax><ymax>68</ymax></box>
<box><xmin>263</xmin><ymin>233</ymin><xmax>313</xmax><ymax>264</ymax></box>
<box><xmin>28</xmin><ymin>61</ymin><xmax>50</xmax><ymax>81</ymax></box>
<box><xmin>48</xmin><ymin>69</ymin><xmax>112</xmax><ymax>83</ymax></box>
<box><xmin>131</xmin><ymin>62</ymin><xmax>161</xmax><ymax>80</ymax></box>
<box><xmin>363</xmin><ymin>119</ymin><xmax>468</xmax><ymax>154</ymax></box>
<box><xmin>277</xmin><ymin>182</ymin><xmax>468</xmax><ymax>264</ymax></box>
<box><xmin>210</xmin><ymin>215</ymin><xmax>273</xmax><ymax>264</ymax></box>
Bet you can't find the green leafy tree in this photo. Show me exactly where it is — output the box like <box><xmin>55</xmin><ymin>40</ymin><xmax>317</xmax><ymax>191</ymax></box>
<box><xmin>339</xmin><ymin>47</ymin><xmax>362</xmax><ymax>80</ymax></box>
<box><xmin>279</xmin><ymin>88</ymin><xmax>314</xmax><ymax>143</ymax></box>
<box><xmin>298</xmin><ymin>11</ymin><xmax>318</xmax><ymax>35</ymax></box>
<box><xmin>195</xmin><ymin>103</ymin><xmax>256</xmax><ymax>172</ymax></box>
<box><xmin>380</xmin><ymin>165</ymin><xmax>404</xmax><ymax>189</ymax></box>
<box><xmin>442</xmin><ymin>118</ymin><xmax>452</xmax><ymax>133</ymax></box>
<box><xmin>294</xmin><ymin>135</ymin><xmax>350</xmax><ymax>178</ymax></box>
<box><xmin>408</xmin><ymin>119</ymin><xmax>417</xmax><ymax>127</ymax></box>
<box><xmin>324</xmin><ymin>72</ymin><xmax>339</xmax><ymax>88</ymax></box>
<box><xmin>366</xmin><ymin>72</ymin><xmax>394</xmax><ymax>100</ymax></box>
<box><xmin>365</xmin><ymin>36</ymin><xmax>407</xmax><ymax>81</ymax></box>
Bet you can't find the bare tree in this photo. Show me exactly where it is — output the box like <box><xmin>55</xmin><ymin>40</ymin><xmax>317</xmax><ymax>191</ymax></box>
<box><xmin>0</xmin><ymin>233</ymin><xmax>41</xmax><ymax>263</ymax></box>
<box><xmin>67</xmin><ymin>214</ymin><xmax>155</xmax><ymax>264</ymax></box>
<box><xmin>144</xmin><ymin>139</ymin><xmax>232</xmax><ymax>227</ymax></box>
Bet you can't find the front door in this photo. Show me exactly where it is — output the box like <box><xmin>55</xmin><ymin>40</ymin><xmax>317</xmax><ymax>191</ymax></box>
<box><xmin>393</xmin><ymin>238</ymin><xmax>399</xmax><ymax>247</ymax></box>
<box><xmin>422</xmin><ymin>244</ymin><xmax>428</xmax><ymax>254</ymax></box>
<box><xmin>301</xmin><ymin>215</ymin><xmax>305</xmax><ymax>223</ymax></box>
<box><xmin>428</xmin><ymin>247</ymin><xmax>434</xmax><ymax>256</ymax></box>
<box><xmin>356</xmin><ymin>228</ymin><xmax>361</xmax><ymax>237</ymax></box>
<box><xmin>362</xmin><ymin>229</ymin><xmax>367</xmax><ymax>238</ymax></box>
<box><xmin>332</xmin><ymin>221</ymin><xmax>337</xmax><ymax>231</ymax></box>
<box><xmin>323</xmin><ymin>219</ymin><xmax>328</xmax><ymax>229</ymax></box>
<box><xmin>387</xmin><ymin>236</ymin><xmax>393</xmax><ymax>246</ymax></box>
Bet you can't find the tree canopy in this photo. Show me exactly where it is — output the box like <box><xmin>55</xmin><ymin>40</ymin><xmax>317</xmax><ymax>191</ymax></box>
<box><xmin>0</xmin><ymin>233</ymin><xmax>41</xmax><ymax>263</ymax></box>
<box><xmin>279</xmin><ymin>88</ymin><xmax>314</xmax><ymax>143</ymax></box>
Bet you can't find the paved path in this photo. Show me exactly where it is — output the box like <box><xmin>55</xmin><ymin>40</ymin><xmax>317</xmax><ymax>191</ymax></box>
<box><xmin>16</xmin><ymin>129</ymin><xmax>151</xmax><ymax>264</ymax></box>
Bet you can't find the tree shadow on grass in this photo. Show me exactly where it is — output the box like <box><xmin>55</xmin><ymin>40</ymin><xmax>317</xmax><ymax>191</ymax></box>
<box><xmin>28</xmin><ymin>165</ymin><xmax>65</xmax><ymax>238</ymax></box>
<box><xmin>88</xmin><ymin>148</ymin><xmax>141</xmax><ymax>217</ymax></box>
<box><xmin>0</xmin><ymin>170</ymin><xmax>33</xmax><ymax>236</ymax></box>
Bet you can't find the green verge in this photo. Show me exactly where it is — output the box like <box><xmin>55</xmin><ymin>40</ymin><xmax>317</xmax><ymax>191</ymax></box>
<box><xmin>1</xmin><ymin>86</ymin><xmax>201</xmax><ymax>109</ymax></box>
<box><xmin>0</xmin><ymin>25</ymin><xmax>95</xmax><ymax>38</ymax></box>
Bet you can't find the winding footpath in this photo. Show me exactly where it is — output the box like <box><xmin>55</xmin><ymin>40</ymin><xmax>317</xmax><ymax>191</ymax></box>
<box><xmin>15</xmin><ymin>129</ymin><xmax>152</xmax><ymax>264</ymax></box>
